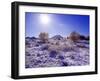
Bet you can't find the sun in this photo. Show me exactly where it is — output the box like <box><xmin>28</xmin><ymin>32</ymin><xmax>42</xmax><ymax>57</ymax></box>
<box><xmin>40</xmin><ymin>14</ymin><xmax>50</xmax><ymax>25</ymax></box>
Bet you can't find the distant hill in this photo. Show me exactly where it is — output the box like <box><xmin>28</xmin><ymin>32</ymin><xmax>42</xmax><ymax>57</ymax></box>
<box><xmin>26</xmin><ymin>37</ymin><xmax>38</xmax><ymax>41</ymax></box>
<box><xmin>26</xmin><ymin>37</ymin><xmax>37</xmax><ymax>39</ymax></box>
<box><xmin>51</xmin><ymin>35</ymin><xmax>63</xmax><ymax>40</ymax></box>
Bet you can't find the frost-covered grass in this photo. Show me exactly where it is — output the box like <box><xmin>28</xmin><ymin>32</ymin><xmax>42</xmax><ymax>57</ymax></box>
<box><xmin>25</xmin><ymin>37</ymin><xmax>89</xmax><ymax>68</ymax></box>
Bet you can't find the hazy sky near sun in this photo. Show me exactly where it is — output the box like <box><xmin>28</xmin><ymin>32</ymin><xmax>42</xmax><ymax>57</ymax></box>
<box><xmin>25</xmin><ymin>12</ymin><xmax>89</xmax><ymax>37</ymax></box>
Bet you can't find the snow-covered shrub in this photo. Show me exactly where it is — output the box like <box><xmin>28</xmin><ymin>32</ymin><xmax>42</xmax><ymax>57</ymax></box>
<box><xmin>39</xmin><ymin>32</ymin><xmax>49</xmax><ymax>43</ymax></box>
<box><xmin>48</xmin><ymin>40</ymin><xmax>75</xmax><ymax>53</ymax></box>
<box><xmin>25</xmin><ymin>52</ymin><xmax>31</xmax><ymax>56</ymax></box>
<box><xmin>77</xmin><ymin>45</ymin><xmax>87</xmax><ymax>48</ymax></box>
<box><xmin>58</xmin><ymin>55</ymin><xmax>64</xmax><ymax>60</ymax></box>
<box><xmin>48</xmin><ymin>44</ymin><xmax>60</xmax><ymax>51</ymax></box>
<box><xmin>80</xmin><ymin>35</ymin><xmax>89</xmax><ymax>40</ymax></box>
<box><xmin>80</xmin><ymin>35</ymin><xmax>86</xmax><ymax>40</ymax></box>
<box><xmin>25</xmin><ymin>40</ymin><xmax>33</xmax><ymax>48</ymax></box>
<box><xmin>49</xmin><ymin>50</ymin><xmax>58</xmax><ymax>58</ymax></box>
<box><xmin>58</xmin><ymin>40</ymin><xmax>76</xmax><ymax>52</ymax></box>
<box><xmin>61</xmin><ymin>61</ymin><xmax>68</xmax><ymax>66</ymax></box>
<box><xmin>69</xmin><ymin>31</ymin><xmax>80</xmax><ymax>42</ymax></box>
<box><xmin>86</xmin><ymin>35</ymin><xmax>89</xmax><ymax>40</ymax></box>
<box><xmin>41</xmin><ymin>44</ymin><xmax>49</xmax><ymax>50</ymax></box>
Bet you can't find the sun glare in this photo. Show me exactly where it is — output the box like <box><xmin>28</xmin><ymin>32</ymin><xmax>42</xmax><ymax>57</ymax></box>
<box><xmin>40</xmin><ymin>14</ymin><xmax>50</xmax><ymax>25</ymax></box>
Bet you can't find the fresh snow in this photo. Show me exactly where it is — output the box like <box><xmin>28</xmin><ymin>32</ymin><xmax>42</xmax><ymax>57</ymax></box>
<box><xmin>25</xmin><ymin>36</ymin><xmax>89</xmax><ymax>68</ymax></box>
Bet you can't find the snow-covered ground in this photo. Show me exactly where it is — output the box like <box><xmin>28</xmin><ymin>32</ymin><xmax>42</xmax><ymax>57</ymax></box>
<box><xmin>25</xmin><ymin>36</ymin><xmax>89</xmax><ymax>68</ymax></box>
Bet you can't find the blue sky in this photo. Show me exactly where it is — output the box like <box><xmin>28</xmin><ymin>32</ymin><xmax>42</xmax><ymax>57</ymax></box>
<box><xmin>25</xmin><ymin>12</ymin><xmax>89</xmax><ymax>38</ymax></box>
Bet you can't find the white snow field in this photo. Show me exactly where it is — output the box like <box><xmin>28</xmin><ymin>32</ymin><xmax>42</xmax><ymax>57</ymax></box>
<box><xmin>25</xmin><ymin>35</ymin><xmax>89</xmax><ymax>68</ymax></box>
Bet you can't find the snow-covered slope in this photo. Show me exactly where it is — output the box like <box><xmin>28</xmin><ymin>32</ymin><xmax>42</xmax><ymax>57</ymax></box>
<box><xmin>25</xmin><ymin>36</ymin><xmax>89</xmax><ymax>68</ymax></box>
